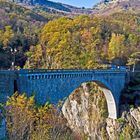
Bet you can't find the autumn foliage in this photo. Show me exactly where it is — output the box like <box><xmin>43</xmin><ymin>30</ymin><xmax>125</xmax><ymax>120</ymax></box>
<box><xmin>5</xmin><ymin>92</ymin><xmax>74</xmax><ymax>140</ymax></box>
<box><xmin>25</xmin><ymin>13</ymin><xmax>140</xmax><ymax>69</ymax></box>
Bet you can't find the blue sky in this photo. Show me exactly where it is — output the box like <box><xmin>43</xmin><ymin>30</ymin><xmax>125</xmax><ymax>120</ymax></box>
<box><xmin>51</xmin><ymin>0</ymin><xmax>101</xmax><ymax>8</ymax></box>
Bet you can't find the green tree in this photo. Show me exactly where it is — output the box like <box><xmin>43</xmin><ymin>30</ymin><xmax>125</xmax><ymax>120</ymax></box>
<box><xmin>0</xmin><ymin>26</ymin><xmax>14</xmax><ymax>49</ymax></box>
<box><xmin>108</xmin><ymin>33</ymin><xmax>126</xmax><ymax>60</ymax></box>
<box><xmin>127</xmin><ymin>52</ymin><xmax>140</xmax><ymax>72</ymax></box>
<box><xmin>25</xmin><ymin>45</ymin><xmax>44</xmax><ymax>69</ymax></box>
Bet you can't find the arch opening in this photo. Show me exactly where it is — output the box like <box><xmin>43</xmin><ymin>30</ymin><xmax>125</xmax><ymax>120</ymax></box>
<box><xmin>62</xmin><ymin>80</ymin><xmax>117</xmax><ymax>119</ymax></box>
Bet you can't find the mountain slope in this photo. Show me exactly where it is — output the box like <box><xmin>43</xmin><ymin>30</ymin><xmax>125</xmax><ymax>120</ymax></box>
<box><xmin>0</xmin><ymin>0</ymin><xmax>92</xmax><ymax>69</ymax></box>
<box><xmin>93</xmin><ymin>0</ymin><xmax>140</xmax><ymax>15</ymax></box>
<box><xmin>8</xmin><ymin>0</ymin><xmax>140</xmax><ymax>15</ymax></box>
<box><xmin>8</xmin><ymin>0</ymin><xmax>93</xmax><ymax>14</ymax></box>
<box><xmin>10</xmin><ymin>0</ymin><xmax>72</xmax><ymax>12</ymax></box>
<box><xmin>0</xmin><ymin>0</ymin><xmax>54</xmax><ymax>68</ymax></box>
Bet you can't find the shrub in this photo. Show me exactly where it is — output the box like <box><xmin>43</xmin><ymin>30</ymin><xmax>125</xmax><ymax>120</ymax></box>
<box><xmin>117</xmin><ymin>118</ymin><xmax>126</xmax><ymax>123</ymax></box>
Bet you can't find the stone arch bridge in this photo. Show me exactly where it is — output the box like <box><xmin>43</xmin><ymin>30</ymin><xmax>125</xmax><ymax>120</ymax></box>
<box><xmin>0</xmin><ymin>69</ymin><xmax>129</xmax><ymax>119</ymax></box>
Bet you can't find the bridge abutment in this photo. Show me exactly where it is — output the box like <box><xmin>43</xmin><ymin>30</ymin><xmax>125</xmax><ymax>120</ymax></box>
<box><xmin>0</xmin><ymin>71</ymin><xmax>16</xmax><ymax>103</ymax></box>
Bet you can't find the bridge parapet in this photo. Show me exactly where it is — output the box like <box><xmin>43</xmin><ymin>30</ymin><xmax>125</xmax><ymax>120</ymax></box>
<box><xmin>17</xmin><ymin>69</ymin><xmax>127</xmax><ymax>73</ymax></box>
<box><xmin>16</xmin><ymin>69</ymin><xmax>127</xmax><ymax>81</ymax></box>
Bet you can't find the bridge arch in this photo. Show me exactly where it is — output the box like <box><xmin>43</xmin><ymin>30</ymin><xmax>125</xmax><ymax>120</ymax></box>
<box><xmin>14</xmin><ymin>70</ymin><xmax>126</xmax><ymax>119</ymax></box>
<box><xmin>62</xmin><ymin>80</ymin><xmax>118</xmax><ymax>119</ymax></box>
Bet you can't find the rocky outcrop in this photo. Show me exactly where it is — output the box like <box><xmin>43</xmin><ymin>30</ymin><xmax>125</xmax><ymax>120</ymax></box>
<box><xmin>106</xmin><ymin>106</ymin><xmax>140</xmax><ymax>140</ymax></box>
<box><xmin>62</xmin><ymin>83</ymin><xmax>108</xmax><ymax>139</ymax></box>
<box><xmin>62</xmin><ymin>82</ymin><xmax>140</xmax><ymax>140</ymax></box>
<box><xmin>93</xmin><ymin>0</ymin><xmax>140</xmax><ymax>15</ymax></box>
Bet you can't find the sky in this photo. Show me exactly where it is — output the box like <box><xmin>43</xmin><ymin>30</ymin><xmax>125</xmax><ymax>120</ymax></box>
<box><xmin>51</xmin><ymin>0</ymin><xmax>101</xmax><ymax>8</ymax></box>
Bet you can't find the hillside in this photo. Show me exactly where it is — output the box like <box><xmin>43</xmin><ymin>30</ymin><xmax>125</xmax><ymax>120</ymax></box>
<box><xmin>5</xmin><ymin>0</ymin><xmax>140</xmax><ymax>19</ymax></box>
<box><xmin>93</xmin><ymin>0</ymin><xmax>140</xmax><ymax>15</ymax></box>
<box><xmin>0</xmin><ymin>0</ymin><xmax>63</xmax><ymax>68</ymax></box>
<box><xmin>8</xmin><ymin>0</ymin><xmax>93</xmax><ymax>15</ymax></box>
<box><xmin>25</xmin><ymin>13</ymin><xmax>140</xmax><ymax>69</ymax></box>
<box><xmin>0</xmin><ymin>0</ymin><xmax>140</xmax><ymax>70</ymax></box>
<box><xmin>0</xmin><ymin>0</ymin><xmax>91</xmax><ymax>69</ymax></box>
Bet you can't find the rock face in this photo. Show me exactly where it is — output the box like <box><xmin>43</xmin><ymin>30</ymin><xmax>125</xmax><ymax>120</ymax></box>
<box><xmin>106</xmin><ymin>106</ymin><xmax>140</xmax><ymax>139</ymax></box>
<box><xmin>62</xmin><ymin>82</ymin><xmax>140</xmax><ymax>140</ymax></box>
<box><xmin>62</xmin><ymin>83</ymin><xmax>108</xmax><ymax>139</ymax></box>
<box><xmin>93</xmin><ymin>0</ymin><xmax>140</xmax><ymax>15</ymax></box>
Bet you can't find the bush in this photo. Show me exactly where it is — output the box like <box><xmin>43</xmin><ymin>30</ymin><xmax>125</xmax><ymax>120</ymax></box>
<box><xmin>117</xmin><ymin>118</ymin><xmax>126</xmax><ymax>123</ymax></box>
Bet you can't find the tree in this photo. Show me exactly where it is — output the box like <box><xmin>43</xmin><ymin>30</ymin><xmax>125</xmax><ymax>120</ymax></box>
<box><xmin>6</xmin><ymin>93</ymin><xmax>72</xmax><ymax>140</ymax></box>
<box><xmin>127</xmin><ymin>52</ymin><xmax>140</xmax><ymax>72</ymax></box>
<box><xmin>0</xmin><ymin>26</ymin><xmax>14</xmax><ymax>49</ymax></box>
<box><xmin>108</xmin><ymin>33</ymin><xmax>126</xmax><ymax>62</ymax></box>
<box><xmin>6</xmin><ymin>92</ymin><xmax>36</xmax><ymax>140</ymax></box>
<box><xmin>24</xmin><ymin>13</ymin><xmax>140</xmax><ymax>69</ymax></box>
<box><xmin>37</xmin><ymin>16</ymin><xmax>101</xmax><ymax>69</ymax></box>
<box><xmin>25</xmin><ymin>45</ymin><xmax>44</xmax><ymax>69</ymax></box>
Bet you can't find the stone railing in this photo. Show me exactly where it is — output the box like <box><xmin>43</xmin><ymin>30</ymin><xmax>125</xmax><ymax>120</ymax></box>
<box><xmin>16</xmin><ymin>69</ymin><xmax>128</xmax><ymax>74</ymax></box>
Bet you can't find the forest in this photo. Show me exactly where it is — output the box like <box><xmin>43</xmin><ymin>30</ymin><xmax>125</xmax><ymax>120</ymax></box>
<box><xmin>0</xmin><ymin>0</ymin><xmax>63</xmax><ymax>68</ymax></box>
<box><xmin>26</xmin><ymin>13</ymin><xmax>140</xmax><ymax>69</ymax></box>
<box><xmin>0</xmin><ymin>1</ymin><xmax>139</xmax><ymax>69</ymax></box>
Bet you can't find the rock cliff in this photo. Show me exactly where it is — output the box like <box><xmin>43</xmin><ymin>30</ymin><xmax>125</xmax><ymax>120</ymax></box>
<box><xmin>93</xmin><ymin>0</ymin><xmax>140</xmax><ymax>15</ymax></box>
<box><xmin>62</xmin><ymin>81</ymin><xmax>140</xmax><ymax>140</ymax></box>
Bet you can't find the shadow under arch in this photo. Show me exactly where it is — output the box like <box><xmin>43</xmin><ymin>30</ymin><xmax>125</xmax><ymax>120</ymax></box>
<box><xmin>63</xmin><ymin>80</ymin><xmax>117</xmax><ymax>119</ymax></box>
